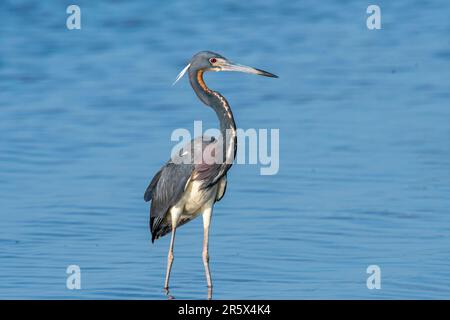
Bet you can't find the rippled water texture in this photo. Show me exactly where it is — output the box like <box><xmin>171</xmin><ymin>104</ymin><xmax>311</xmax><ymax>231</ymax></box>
<box><xmin>1</xmin><ymin>0</ymin><xmax>450</xmax><ymax>299</ymax></box>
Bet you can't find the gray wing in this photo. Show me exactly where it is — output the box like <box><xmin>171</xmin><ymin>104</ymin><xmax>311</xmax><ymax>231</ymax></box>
<box><xmin>145</xmin><ymin>161</ymin><xmax>193</xmax><ymax>242</ymax></box>
<box><xmin>144</xmin><ymin>136</ymin><xmax>231</xmax><ymax>242</ymax></box>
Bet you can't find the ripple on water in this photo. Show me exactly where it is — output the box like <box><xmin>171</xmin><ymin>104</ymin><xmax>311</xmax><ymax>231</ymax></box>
<box><xmin>1</xmin><ymin>0</ymin><xmax>450</xmax><ymax>299</ymax></box>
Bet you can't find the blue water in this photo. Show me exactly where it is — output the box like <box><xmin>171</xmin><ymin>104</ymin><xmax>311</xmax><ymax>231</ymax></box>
<box><xmin>1</xmin><ymin>0</ymin><xmax>450</xmax><ymax>299</ymax></box>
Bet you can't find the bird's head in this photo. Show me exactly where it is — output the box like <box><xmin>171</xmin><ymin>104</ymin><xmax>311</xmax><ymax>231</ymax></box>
<box><xmin>173</xmin><ymin>51</ymin><xmax>278</xmax><ymax>85</ymax></box>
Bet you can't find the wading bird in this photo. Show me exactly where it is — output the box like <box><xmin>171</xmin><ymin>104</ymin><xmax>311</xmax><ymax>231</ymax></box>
<box><xmin>144</xmin><ymin>51</ymin><xmax>277</xmax><ymax>293</ymax></box>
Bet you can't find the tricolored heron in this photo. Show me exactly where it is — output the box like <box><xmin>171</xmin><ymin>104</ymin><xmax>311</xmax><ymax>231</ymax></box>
<box><xmin>144</xmin><ymin>51</ymin><xmax>277</xmax><ymax>292</ymax></box>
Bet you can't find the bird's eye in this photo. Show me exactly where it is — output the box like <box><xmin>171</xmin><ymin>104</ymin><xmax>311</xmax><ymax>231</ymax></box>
<box><xmin>209</xmin><ymin>58</ymin><xmax>217</xmax><ymax>64</ymax></box>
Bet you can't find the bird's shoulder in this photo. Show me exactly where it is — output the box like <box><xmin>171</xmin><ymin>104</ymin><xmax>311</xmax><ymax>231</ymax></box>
<box><xmin>144</xmin><ymin>135</ymin><xmax>225</xmax><ymax>204</ymax></box>
<box><xmin>171</xmin><ymin>136</ymin><xmax>217</xmax><ymax>161</ymax></box>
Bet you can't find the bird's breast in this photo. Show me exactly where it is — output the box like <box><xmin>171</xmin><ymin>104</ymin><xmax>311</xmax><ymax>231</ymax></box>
<box><xmin>181</xmin><ymin>180</ymin><xmax>218</xmax><ymax>215</ymax></box>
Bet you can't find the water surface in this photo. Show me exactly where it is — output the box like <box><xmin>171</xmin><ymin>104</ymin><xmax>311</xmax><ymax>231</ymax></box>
<box><xmin>0</xmin><ymin>0</ymin><xmax>450</xmax><ymax>299</ymax></box>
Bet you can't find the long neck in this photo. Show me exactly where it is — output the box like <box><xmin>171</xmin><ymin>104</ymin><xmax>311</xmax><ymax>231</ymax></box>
<box><xmin>189</xmin><ymin>69</ymin><xmax>237</xmax><ymax>170</ymax></box>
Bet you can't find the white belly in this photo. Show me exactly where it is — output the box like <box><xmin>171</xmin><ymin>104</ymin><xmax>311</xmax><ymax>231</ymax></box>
<box><xmin>180</xmin><ymin>180</ymin><xmax>218</xmax><ymax>215</ymax></box>
<box><xmin>166</xmin><ymin>176</ymin><xmax>227</xmax><ymax>226</ymax></box>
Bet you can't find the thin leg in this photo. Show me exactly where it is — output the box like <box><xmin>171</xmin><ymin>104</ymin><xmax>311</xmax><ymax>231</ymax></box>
<box><xmin>164</xmin><ymin>226</ymin><xmax>176</xmax><ymax>289</ymax></box>
<box><xmin>164</xmin><ymin>207</ymin><xmax>181</xmax><ymax>290</ymax></box>
<box><xmin>202</xmin><ymin>207</ymin><xmax>213</xmax><ymax>288</ymax></box>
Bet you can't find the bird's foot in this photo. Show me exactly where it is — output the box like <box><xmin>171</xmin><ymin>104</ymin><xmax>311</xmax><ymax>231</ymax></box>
<box><xmin>164</xmin><ymin>287</ymin><xmax>175</xmax><ymax>300</ymax></box>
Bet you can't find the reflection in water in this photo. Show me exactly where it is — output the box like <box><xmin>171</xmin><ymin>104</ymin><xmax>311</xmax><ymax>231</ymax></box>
<box><xmin>208</xmin><ymin>287</ymin><xmax>213</xmax><ymax>301</ymax></box>
<box><xmin>164</xmin><ymin>287</ymin><xmax>212</xmax><ymax>300</ymax></box>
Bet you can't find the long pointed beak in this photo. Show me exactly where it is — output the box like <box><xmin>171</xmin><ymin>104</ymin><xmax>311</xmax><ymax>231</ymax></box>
<box><xmin>220</xmin><ymin>62</ymin><xmax>278</xmax><ymax>78</ymax></box>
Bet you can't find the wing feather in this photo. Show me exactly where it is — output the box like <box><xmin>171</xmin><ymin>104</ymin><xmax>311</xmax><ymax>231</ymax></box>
<box><xmin>144</xmin><ymin>169</ymin><xmax>162</xmax><ymax>202</ymax></box>
<box><xmin>145</xmin><ymin>135</ymin><xmax>232</xmax><ymax>242</ymax></box>
<box><xmin>146</xmin><ymin>162</ymin><xmax>194</xmax><ymax>242</ymax></box>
